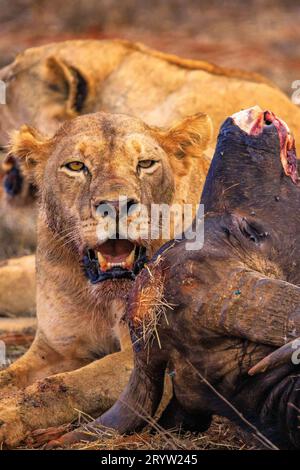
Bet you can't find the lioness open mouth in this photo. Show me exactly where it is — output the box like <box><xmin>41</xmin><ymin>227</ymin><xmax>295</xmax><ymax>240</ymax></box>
<box><xmin>82</xmin><ymin>239</ymin><xmax>147</xmax><ymax>283</ymax></box>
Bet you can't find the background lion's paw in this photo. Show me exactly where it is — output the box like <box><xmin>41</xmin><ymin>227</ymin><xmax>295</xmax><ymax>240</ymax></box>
<box><xmin>0</xmin><ymin>394</ymin><xmax>29</xmax><ymax>447</ymax></box>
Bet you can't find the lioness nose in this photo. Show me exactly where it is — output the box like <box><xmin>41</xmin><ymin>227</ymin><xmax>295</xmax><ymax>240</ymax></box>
<box><xmin>94</xmin><ymin>199</ymin><xmax>138</xmax><ymax>218</ymax></box>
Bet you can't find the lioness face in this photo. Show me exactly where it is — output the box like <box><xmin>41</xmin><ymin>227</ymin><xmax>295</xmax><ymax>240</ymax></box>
<box><xmin>10</xmin><ymin>111</ymin><xmax>211</xmax><ymax>297</ymax></box>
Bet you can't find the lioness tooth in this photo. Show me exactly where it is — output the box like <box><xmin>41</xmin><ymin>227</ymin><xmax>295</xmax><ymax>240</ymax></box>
<box><xmin>2</xmin><ymin>161</ymin><xmax>14</xmax><ymax>172</ymax></box>
<box><xmin>125</xmin><ymin>249</ymin><xmax>135</xmax><ymax>268</ymax></box>
<box><xmin>107</xmin><ymin>262</ymin><xmax>126</xmax><ymax>269</ymax></box>
<box><xmin>96</xmin><ymin>251</ymin><xmax>134</xmax><ymax>271</ymax></box>
<box><xmin>97</xmin><ymin>252</ymin><xmax>108</xmax><ymax>270</ymax></box>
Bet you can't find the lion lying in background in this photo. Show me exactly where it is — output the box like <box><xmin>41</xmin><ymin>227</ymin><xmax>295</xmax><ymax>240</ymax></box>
<box><xmin>2</xmin><ymin>39</ymin><xmax>300</xmax><ymax>149</ymax></box>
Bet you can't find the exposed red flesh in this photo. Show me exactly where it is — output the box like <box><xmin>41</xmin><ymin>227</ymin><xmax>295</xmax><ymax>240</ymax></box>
<box><xmin>236</xmin><ymin>107</ymin><xmax>299</xmax><ymax>184</ymax></box>
<box><xmin>248</xmin><ymin>113</ymin><xmax>264</xmax><ymax>135</ymax></box>
<box><xmin>262</xmin><ymin>111</ymin><xmax>298</xmax><ymax>184</ymax></box>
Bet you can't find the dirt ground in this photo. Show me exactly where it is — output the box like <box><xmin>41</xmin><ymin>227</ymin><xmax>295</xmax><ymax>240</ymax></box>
<box><xmin>1</xmin><ymin>0</ymin><xmax>299</xmax><ymax>450</ymax></box>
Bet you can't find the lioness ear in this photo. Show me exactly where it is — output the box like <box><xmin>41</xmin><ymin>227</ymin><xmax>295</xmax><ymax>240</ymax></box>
<box><xmin>8</xmin><ymin>125</ymin><xmax>50</xmax><ymax>186</ymax></box>
<box><xmin>44</xmin><ymin>56</ymin><xmax>88</xmax><ymax>114</ymax></box>
<box><xmin>159</xmin><ymin>113</ymin><xmax>213</xmax><ymax>161</ymax></box>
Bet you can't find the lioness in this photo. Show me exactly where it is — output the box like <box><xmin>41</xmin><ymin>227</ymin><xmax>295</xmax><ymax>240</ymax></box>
<box><xmin>0</xmin><ymin>110</ymin><xmax>212</xmax><ymax>446</ymax></box>
<box><xmin>2</xmin><ymin>38</ymin><xmax>300</xmax><ymax>315</ymax></box>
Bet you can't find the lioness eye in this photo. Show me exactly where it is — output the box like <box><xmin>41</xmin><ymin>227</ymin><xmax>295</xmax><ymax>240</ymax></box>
<box><xmin>138</xmin><ymin>160</ymin><xmax>157</xmax><ymax>169</ymax></box>
<box><xmin>65</xmin><ymin>161</ymin><xmax>85</xmax><ymax>172</ymax></box>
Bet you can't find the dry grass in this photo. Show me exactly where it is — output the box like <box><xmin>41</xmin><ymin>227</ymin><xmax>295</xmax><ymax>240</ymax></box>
<box><xmin>68</xmin><ymin>415</ymin><xmax>257</xmax><ymax>451</ymax></box>
<box><xmin>129</xmin><ymin>261</ymin><xmax>173</xmax><ymax>351</ymax></box>
<box><xmin>17</xmin><ymin>416</ymin><xmax>257</xmax><ymax>450</ymax></box>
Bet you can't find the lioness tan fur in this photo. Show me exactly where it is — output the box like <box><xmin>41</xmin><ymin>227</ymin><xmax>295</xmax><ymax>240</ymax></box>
<box><xmin>0</xmin><ymin>110</ymin><xmax>212</xmax><ymax>446</ymax></box>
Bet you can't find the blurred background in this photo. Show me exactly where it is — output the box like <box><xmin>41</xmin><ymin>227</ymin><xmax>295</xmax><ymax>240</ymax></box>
<box><xmin>0</xmin><ymin>0</ymin><xmax>299</xmax><ymax>95</ymax></box>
